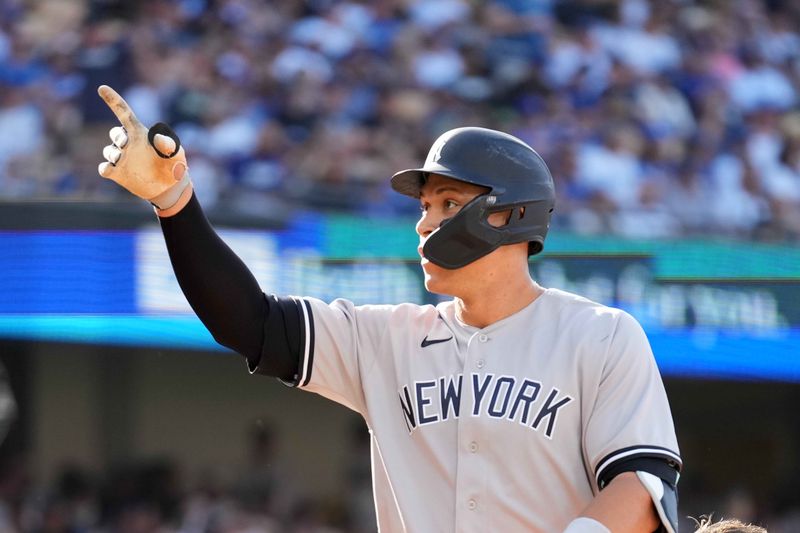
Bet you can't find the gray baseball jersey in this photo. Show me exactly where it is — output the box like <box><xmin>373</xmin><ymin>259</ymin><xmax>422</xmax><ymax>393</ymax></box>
<box><xmin>283</xmin><ymin>287</ymin><xmax>681</xmax><ymax>532</ymax></box>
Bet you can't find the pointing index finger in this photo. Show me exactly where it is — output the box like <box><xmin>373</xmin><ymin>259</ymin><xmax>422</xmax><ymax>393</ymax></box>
<box><xmin>98</xmin><ymin>85</ymin><xmax>142</xmax><ymax>129</ymax></box>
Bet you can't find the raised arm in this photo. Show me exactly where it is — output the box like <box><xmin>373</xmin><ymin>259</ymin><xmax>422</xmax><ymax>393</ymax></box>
<box><xmin>97</xmin><ymin>85</ymin><xmax>298</xmax><ymax>381</ymax></box>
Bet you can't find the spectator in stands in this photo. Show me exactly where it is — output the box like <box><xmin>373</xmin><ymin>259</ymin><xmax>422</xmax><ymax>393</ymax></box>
<box><xmin>2</xmin><ymin>0</ymin><xmax>800</xmax><ymax>242</ymax></box>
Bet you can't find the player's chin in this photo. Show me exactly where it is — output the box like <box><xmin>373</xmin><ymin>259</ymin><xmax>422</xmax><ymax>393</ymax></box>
<box><xmin>421</xmin><ymin>263</ymin><xmax>451</xmax><ymax>294</ymax></box>
<box><xmin>423</xmin><ymin>277</ymin><xmax>450</xmax><ymax>295</ymax></box>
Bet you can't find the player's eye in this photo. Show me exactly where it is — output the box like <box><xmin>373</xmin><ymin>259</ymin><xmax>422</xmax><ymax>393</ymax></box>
<box><xmin>419</xmin><ymin>203</ymin><xmax>429</xmax><ymax>213</ymax></box>
<box><xmin>444</xmin><ymin>199</ymin><xmax>459</xmax><ymax>210</ymax></box>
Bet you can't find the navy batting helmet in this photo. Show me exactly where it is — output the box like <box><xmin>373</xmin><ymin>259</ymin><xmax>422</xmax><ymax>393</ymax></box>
<box><xmin>391</xmin><ymin>127</ymin><xmax>556</xmax><ymax>269</ymax></box>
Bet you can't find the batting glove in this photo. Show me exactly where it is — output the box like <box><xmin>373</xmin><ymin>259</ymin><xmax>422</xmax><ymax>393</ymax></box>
<box><xmin>97</xmin><ymin>85</ymin><xmax>192</xmax><ymax>212</ymax></box>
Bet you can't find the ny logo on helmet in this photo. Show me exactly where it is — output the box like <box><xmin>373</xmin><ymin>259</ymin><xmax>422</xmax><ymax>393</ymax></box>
<box><xmin>430</xmin><ymin>138</ymin><xmax>446</xmax><ymax>163</ymax></box>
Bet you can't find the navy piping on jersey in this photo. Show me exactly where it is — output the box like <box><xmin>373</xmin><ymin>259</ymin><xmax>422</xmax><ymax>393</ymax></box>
<box><xmin>282</xmin><ymin>296</ymin><xmax>315</xmax><ymax>388</ymax></box>
<box><xmin>261</xmin><ymin>295</ymin><xmax>305</xmax><ymax>384</ymax></box>
<box><xmin>597</xmin><ymin>456</ymin><xmax>680</xmax><ymax>491</ymax></box>
<box><xmin>595</xmin><ymin>445</ymin><xmax>682</xmax><ymax>487</ymax></box>
<box><xmin>296</xmin><ymin>297</ymin><xmax>315</xmax><ymax>387</ymax></box>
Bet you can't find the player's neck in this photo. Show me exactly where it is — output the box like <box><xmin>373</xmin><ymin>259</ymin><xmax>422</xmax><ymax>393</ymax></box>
<box><xmin>454</xmin><ymin>276</ymin><xmax>543</xmax><ymax>329</ymax></box>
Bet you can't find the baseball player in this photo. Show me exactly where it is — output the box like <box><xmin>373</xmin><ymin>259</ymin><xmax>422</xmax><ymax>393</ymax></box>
<box><xmin>97</xmin><ymin>84</ymin><xmax>681</xmax><ymax>533</ymax></box>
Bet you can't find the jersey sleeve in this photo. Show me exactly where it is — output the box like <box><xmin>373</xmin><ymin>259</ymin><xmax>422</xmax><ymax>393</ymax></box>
<box><xmin>583</xmin><ymin>311</ymin><xmax>682</xmax><ymax>491</ymax></box>
<box><xmin>279</xmin><ymin>296</ymin><xmax>391</xmax><ymax>416</ymax></box>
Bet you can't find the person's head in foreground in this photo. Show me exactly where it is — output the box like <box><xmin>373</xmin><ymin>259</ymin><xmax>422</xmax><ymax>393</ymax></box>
<box><xmin>694</xmin><ymin>516</ymin><xmax>768</xmax><ymax>533</ymax></box>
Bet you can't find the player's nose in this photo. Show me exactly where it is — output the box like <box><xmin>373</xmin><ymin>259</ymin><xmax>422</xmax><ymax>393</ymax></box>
<box><xmin>415</xmin><ymin>211</ymin><xmax>437</xmax><ymax>238</ymax></box>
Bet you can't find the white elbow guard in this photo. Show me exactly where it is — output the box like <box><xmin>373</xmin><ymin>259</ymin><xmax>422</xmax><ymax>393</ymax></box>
<box><xmin>562</xmin><ymin>517</ymin><xmax>611</xmax><ymax>533</ymax></box>
<box><xmin>636</xmin><ymin>471</ymin><xmax>679</xmax><ymax>533</ymax></box>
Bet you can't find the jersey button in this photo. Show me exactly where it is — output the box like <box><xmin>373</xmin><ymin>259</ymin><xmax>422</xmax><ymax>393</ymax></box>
<box><xmin>478</xmin><ymin>334</ymin><xmax>488</xmax><ymax>342</ymax></box>
<box><xmin>469</xmin><ymin>441</ymin><xmax>478</xmax><ymax>453</ymax></box>
<box><xmin>476</xmin><ymin>359</ymin><xmax>485</xmax><ymax>369</ymax></box>
<box><xmin>467</xmin><ymin>499</ymin><xmax>477</xmax><ymax>510</ymax></box>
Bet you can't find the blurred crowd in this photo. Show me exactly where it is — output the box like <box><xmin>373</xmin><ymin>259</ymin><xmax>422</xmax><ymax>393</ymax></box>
<box><xmin>1</xmin><ymin>430</ymin><xmax>799</xmax><ymax>533</ymax></box>
<box><xmin>1</xmin><ymin>0</ymin><xmax>800</xmax><ymax>239</ymax></box>
<box><xmin>0</xmin><ymin>421</ymin><xmax>380</xmax><ymax>533</ymax></box>
<box><xmin>2</xmin><ymin>421</ymin><xmax>799</xmax><ymax>533</ymax></box>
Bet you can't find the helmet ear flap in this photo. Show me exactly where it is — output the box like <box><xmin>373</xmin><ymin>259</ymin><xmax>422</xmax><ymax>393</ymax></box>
<box><xmin>425</xmin><ymin>195</ymin><xmax>552</xmax><ymax>269</ymax></box>
<box><xmin>423</xmin><ymin>195</ymin><xmax>503</xmax><ymax>269</ymax></box>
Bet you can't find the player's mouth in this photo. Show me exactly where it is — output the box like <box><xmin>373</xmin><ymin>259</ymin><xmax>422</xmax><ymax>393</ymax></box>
<box><xmin>418</xmin><ymin>246</ymin><xmax>432</xmax><ymax>267</ymax></box>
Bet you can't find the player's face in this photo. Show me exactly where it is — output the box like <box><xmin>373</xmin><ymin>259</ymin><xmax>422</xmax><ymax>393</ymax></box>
<box><xmin>416</xmin><ymin>174</ymin><xmax>510</xmax><ymax>295</ymax></box>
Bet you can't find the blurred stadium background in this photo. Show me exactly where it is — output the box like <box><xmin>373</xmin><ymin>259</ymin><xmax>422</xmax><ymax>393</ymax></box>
<box><xmin>0</xmin><ymin>0</ymin><xmax>799</xmax><ymax>531</ymax></box>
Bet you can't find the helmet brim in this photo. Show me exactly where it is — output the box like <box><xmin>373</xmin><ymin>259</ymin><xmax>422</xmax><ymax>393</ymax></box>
<box><xmin>390</xmin><ymin>163</ymin><xmax>478</xmax><ymax>199</ymax></box>
<box><xmin>389</xmin><ymin>169</ymin><xmax>425</xmax><ymax>198</ymax></box>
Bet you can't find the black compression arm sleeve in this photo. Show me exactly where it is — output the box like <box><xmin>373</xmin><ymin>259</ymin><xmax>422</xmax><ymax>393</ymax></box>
<box><xmin>158</xmin><ymin>193</ymin><xmax>298</xmax><ymax>380</ymax></box>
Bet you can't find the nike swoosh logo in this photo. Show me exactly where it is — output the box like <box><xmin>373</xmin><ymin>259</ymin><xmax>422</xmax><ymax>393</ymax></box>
<box><xmin>421</xmin><ymin>335</ymin><xmax>453</xmax><ymax>348</ymax></box>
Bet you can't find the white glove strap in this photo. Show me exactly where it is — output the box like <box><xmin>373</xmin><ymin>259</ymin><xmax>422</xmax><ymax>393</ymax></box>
<box><xmin>150</xmin><ymin>174</ymin><xmax>191</xmax><ymax>210</ymax></box>
<box><xmin>562</xmin><ymin>517</ymin><xmax>611</xmax><ymax>533</ymax></box>
<box><xmin>154</xmin><ymin>181</ymin><xmax>194</xmax><ymax>218</ymax></box>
